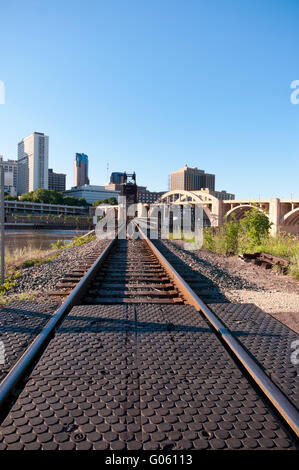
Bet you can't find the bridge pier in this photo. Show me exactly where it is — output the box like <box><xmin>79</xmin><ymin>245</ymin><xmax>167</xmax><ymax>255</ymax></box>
<box><xmin>269</xmin><ymin>198</ymin><xmax>280</xmax><ymax>237</ymax></box>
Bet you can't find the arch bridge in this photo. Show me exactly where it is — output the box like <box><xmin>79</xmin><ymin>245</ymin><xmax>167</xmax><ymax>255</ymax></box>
<box><xmin>147</xmin><ymin>191</ymin><xmax>299</xmax><ymax>236</ymax></box>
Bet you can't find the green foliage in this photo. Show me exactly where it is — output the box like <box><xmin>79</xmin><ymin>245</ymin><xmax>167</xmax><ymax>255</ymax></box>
<box><xmin>224</xmin><ymin>215</ymin><xmax>239</xmax><ymax>255</ymax></box>
<box><xmin>50</xmin><ymin>239</ymin><xmax>66</xmax><ymax>250</ymax></box>
<box><xmin>92</xmin><ymin>197</ymin><xmax>118</xmax><ymax>206</ymax></box>
<box><xmin>20</xmin><ymin>255</ymin><xmax>56</xmax><ymax>269</ymax></box>
<box><xmin>202</xmin><ymin>228</ymin><xmax>215</xmax><ymax>251</ymax></box>
<box><xmin>68</xmin><ymin>234</ymin><xmax>96</xmax><ymax>247</ymax></box>
<box><xmin>21</xmin><ymin>259</ymin><xmax>36</xmax><ymax>268</ymax></box>
<box><xmin>50</xmin><ymin>234</ymin><xmax>96</xmax><ymax>251</ymax></box>
<box><xmin>202</xmin><ymin>209</ymin><xmax>299</xmax><ymax>281</ymax></box>
<box><xmin>0</xmin><ymin>272</ymin><xmax>20</xmax><ymax>295</ymax></box>
<box><xmin>240</xmin><ymin>207</ymin><xmax>271</xmax><ymax>246</ymax></box>
<box><xmin>205</xmin><ymin>207</ymin><xmax>271</xmax><ymax>254</ymax></box>
<box><xmin>19</xmin><ymin>189</ymin><xmax>88</xmax><ymax>207</ymax></box>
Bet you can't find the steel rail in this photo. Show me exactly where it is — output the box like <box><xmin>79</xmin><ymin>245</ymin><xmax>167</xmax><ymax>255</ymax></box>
<box><xmin>138</xmin><ymin>225</ymin><xmax>299</xmax><ymax>438</ymax></box>
<box><xmin>0</xmin><ymin>236</ymin><xmax>116</xmax><ymax>414</ymax></box>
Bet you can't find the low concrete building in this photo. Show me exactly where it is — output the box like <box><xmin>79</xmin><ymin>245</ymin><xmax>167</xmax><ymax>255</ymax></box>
<box><xmin>63</xmin><ymin>185</ymin><xmax>120</xmax><ymax>205</ymax></box>
<box><xmin>4</xmin><ymin>200</ymin><xmax>88</xmax><ymax>216</ymax></box>
<box><xmin>137</xmin><ymin>188</ymin><xmax>166</xmax><ymax>203</ymax></box>
<box><xmin>200</xmin><ymin>188</ymin><xmax>235</xmax><ymax>200</ymax></box>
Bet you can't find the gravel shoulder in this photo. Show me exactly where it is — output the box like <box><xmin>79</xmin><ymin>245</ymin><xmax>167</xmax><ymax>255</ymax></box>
<box><xmin>1</xmin><ymin>238</ymin><xmax>109</xmax><ymax>304</ymax></box>
<box><xmin>166</xmin><ymin>240</ymin><xmax>299</xmax><ymax>333</ymax></box>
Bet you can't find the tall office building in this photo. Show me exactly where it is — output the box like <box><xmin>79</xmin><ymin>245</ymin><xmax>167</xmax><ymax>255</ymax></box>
<box><xmin>17</xmin><ymin>132</ymin><xmax>49</xmax><ymax>195</ymax></box>
<box><xmin>0</xmin><ymin>156</ymin><xmax>18</xmax><ymax>195</ymax></box>
<box><xmin>110</xmin><ymin>172</ymin><xmax>125</xmax><ymax>185</ymax></box>
<box><xmin>170</xmin><ymin>165</ymin><xmax>215</xmax><ymax>192</ymax></box>
<box><xmin>48</xmin><ymin>169</ymin><xmax>66</xmax><ymax>192</ymax></box>
<box><xmin>74</xmin><ymin>153</ymin><xmax>89</xmax><ymax>187</ymax></box>
<box><xmin>105</xmin><ymin>172</ymin><xmax>125</xmax><ymax>191</ymax></box>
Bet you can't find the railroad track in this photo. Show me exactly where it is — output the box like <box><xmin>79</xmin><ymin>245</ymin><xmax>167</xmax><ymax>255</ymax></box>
<box><xmin>82</xmin><ymin>239</ymin><xmax>185</xmax><ymax>305</ymax></box>
<box><xmin>0</xmin><ymin>227</ymin><xmax>298</xmax><ymax>450</ymax></box>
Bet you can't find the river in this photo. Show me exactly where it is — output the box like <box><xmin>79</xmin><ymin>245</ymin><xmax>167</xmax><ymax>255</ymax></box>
<box><xmin>4</xmin><ymin>229</ymin><xmax>88</xmax><ymax>253</ymax></box>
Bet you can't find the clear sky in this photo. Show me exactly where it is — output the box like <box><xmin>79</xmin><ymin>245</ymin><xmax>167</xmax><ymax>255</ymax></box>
<box><xmin>0</xmin><ymin>0</ymin><xmax>298</xmax><ymax>198</ymax></box>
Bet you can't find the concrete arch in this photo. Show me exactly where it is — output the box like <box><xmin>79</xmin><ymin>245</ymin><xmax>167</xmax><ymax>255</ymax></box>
<box><xmin>280</xmin><ymin>207</ymin><xmax>299</xmax><ymax>226</ymax></box>
<box><xmin>158</xmin><ymin>189</ymin><xmax>218</xmax><ymax>205</ymax></box>
<box><xmin>225</xmin><ymin>204</ymin><xmax>268</xmax><ymax>222</ymax></box>
<box><xmin>155</xmin><ymin>189</ymin><xmax>221</xmax><ymax>227</ymax></box>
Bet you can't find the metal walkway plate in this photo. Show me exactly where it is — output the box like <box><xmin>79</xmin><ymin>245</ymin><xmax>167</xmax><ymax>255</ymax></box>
<box><xmin>0</xmin><ymin>304</ymin><xmax>297</xmax><ymax>450</ymax></box>
<box><xmin>0</xmin><ymin>301</ymin><xmax>59</xmax><ymax>383</ymax></box>
<box><xmin>209</xmin><ymin>303</ymin><xmax>299</xmax><ymax>410</ymax></box>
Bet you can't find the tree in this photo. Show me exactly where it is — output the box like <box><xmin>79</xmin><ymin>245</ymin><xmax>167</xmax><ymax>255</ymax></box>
<box><xmin>19</xmin><ymin>188</ymin><xmax>88</xmax><ymax>207</ymax></box>
<box><xmin>92</xmin><ymin>197</ymin><xmax>118</xmax><ymax>206</ymax></box>
<box><xmin>240</xmin><ymin>207</ymin><xmax>271</xmax><ymax>245</ymax></box>
<box><xmin>224</xmin><ymin>214</ymin><xmax>239</xmax><ymax>255</ymax></box>
<box><xmin>4</xmin><ymin>193</ymin><xmax>18</xmax><ymax>201</ymax></box>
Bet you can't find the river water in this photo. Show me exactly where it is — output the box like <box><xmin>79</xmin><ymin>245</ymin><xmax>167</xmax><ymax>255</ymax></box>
<box><xmin>4</xmin><ymin>230</ymin><xmax>88</xmax><ymax>253</ymax></box>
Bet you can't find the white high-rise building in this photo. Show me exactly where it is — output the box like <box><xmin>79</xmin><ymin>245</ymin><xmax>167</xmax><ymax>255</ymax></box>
<box><xmin>17</xmin><ymin>132</ymin><xmax>49</xmax><ymax>195</ymax></box>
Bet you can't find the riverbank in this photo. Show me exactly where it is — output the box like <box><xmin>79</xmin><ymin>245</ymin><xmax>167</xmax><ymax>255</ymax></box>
<box><xmin>4</xmin><ymin>228</ymin><xmax>90</xmax><ymax>250</ymax></box>
<box><xmin>0</xmin><ymin>233</ymin><xmax>108</xmax><ymax>305</ymax></box>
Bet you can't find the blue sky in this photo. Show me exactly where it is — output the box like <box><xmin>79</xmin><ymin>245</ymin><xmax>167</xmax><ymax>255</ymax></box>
<box><xmin>0</xmin><ymin>0</ymin><xmax>298</xmax><ymax>198</ymax></box>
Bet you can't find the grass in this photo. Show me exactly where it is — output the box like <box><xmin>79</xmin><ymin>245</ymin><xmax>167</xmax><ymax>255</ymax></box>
<box><xmin>245</xmin><ymin>232</ymin><xmax>299</xmax><ymax>280</ymax></box>
<box><xmin>202</xmin><ymin>227</ymin><xmax>299</xmax><ymax>280</ymax></box>
<box><xmin>0</xmin><ymin>271</ymin><xmax>21</xmax><ymax>295</ymax></box>
<box><xmin>50</xmin><ymin>233</ymin><xmax>96</xmax><ymax>250</ymax></box>
<box><xmin>4</xmin><ymin>246</ymin><xmax>60</xmax><ymax>272</ymax></box>
<box><xmin>0</xmin><ymin>232</ymin><xmax>96</xmax><ymax>298</ymax></box>
<box><xmin>0</xmin><ymin>290</ymin><xmax>51</xmax><ymax>306</ymax></box>
<box><xmin>169</xmin><ymin>231</ymin><xmax>196</xmax><ymax>243</ymax></box>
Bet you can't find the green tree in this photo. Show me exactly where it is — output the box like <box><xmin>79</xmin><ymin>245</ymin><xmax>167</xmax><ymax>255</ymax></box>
<box><xmin>224</xmin><ymin>215</ymin><xmax>240</xmax><ymax>255</ymax></box>
<box><xmin>19</xmin><ymin>188</ymin><xmax>88</xmax><ymax>207</ymax></box>
<box><xmin>240</xmin><ymin>207</ymin><xmax>271</xmax><ymax>245</ymax></box>
<box><xmin>92</xmin><ymin>197</ymin><xmax>117</xmax><ymax>206</ymax></box>
<box><xmin>62</xmin><ymin>196</ymin><xmax>88</xmax><ymax>207</ymax></box>
<box><xmin>4</xmin><ymin>194</ymin><xmax>18</xmax><ymax>201</ymax></box>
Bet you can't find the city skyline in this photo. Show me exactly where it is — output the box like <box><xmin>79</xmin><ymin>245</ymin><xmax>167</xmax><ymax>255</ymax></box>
<box><xmin>0</xmin><ymin>1</ymin><xmax>298</xmax><ymax>199</ymax></box>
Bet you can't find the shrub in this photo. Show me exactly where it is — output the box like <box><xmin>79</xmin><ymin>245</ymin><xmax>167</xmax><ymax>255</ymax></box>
<box><xmin>240</xmin><ymin>207</ymin><xmax>271</xmax><ymax>246</ymax></box>
<box><xmin>50</xmin><ymin>240</ymin><xmax>66</xmax><ymax>250</ymax></box>
<box><xmin>21</xmin><ymin>259</ymin><xmax>36</xmax><ymax>268</ymax></box>
<box><xmin>203</xmin><ymin>227</ymin><xmax>215</xmax><ymax>251</ymax></box>
<box><xmin>224</xmin><ymin>215</ymin><xmax>239</xmax><ymax>255</ymax></box>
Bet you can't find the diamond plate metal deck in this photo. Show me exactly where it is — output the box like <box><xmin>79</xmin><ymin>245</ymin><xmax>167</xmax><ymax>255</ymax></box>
<box><xmin>209</xmin><ymin>303</ymin><xmax>299</xmax><ymax>411</ymax></box>
<box><xmin>0</xmin><ymin>305</ymin><xmax>297</xmax><ymax>450</ymax></box>
<box><xmin>0</xmin><ymin>301</ymin><xmax>59</xmax><ymax>383</ymax></box>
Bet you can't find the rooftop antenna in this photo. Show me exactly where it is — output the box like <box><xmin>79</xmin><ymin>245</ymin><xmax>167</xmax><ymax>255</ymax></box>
<box><xmin>106</xmin><ymin>163</ymin><xmax>109</xmax><ymax>182</ymax></box>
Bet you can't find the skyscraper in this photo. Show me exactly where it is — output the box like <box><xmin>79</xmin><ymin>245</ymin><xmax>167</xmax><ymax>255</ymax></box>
<box><xmin>17</xmin><ymin>132</ymin><xmax>49</xmax><ymax>195</ymax></box>
<box><xmin>170</xmin><ymin>165</ymin><xmax>215</xmax><ymax>192</ymax></box>
<box><xmin>74</xmin><ymin>153</ymin><xmax>89</xmax><ymax>187</ymax></box>
<box><xmin>0</xmin><ymin>156</ymin><xmax>18</xmax><ymax>196</ymax></box>
<box><xmin>48</xmin><ymin>169</ymin><xmax>66</xmax><ymax>192</ymax></box>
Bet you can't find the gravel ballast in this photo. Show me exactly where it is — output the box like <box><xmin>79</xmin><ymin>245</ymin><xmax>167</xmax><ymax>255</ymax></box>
<box><xmin>3</xmin><ymin>238</ymin><xmax>109</xmax><ymax>300</ymax></box>
<box><xmin>161</xmin><ymin>239</ymin><xmax>299</xmax><ymax>333</ymax></box>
